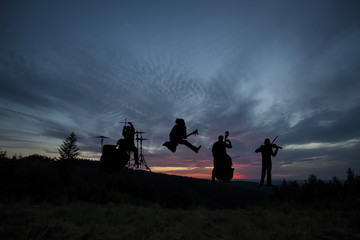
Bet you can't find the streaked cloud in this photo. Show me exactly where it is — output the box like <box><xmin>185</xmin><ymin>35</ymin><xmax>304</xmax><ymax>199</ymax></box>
<box><xmin>151</xmin><ymin>166</ymin><xmax>199</xmax><ymax>172</ymax></box>
<box><xmin>1</xmin><ymin>0</ymin><xmax>360</xmax><ymax>179</ymax></box>
<box><xmin>285</xmin><ymin>139</ymin><xmax>360</xmax><ymax>150</ymax></box>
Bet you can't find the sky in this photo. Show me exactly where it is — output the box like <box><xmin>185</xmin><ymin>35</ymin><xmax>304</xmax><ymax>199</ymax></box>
<box><xmin>1</xmin><ymin>0</ymin><xmax>360</xmax><ymax>180</ymax></box>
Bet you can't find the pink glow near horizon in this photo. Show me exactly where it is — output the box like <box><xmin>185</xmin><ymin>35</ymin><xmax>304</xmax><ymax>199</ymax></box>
<box><xmin>144</xmin><ymin>141</ymin><xmax>269</xmax><ymax>179</ymax></box>
<box><xmin>140</xmin><ymin>138</ymin><xmax>307</xmax><ymax>180</ymax></box>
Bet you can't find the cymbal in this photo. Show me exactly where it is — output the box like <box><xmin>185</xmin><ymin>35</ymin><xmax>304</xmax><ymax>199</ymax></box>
<box><xmin>135</xmin><ymin>131</ymin><xmax>146</xmax><ymax>134</ymax></box>
<box><xmin>95</xmin><ymin>136</ymin><xmax>109</xmax><ymax>138</ymax></box>
<box><xmin>136</xmin><ymin>137</ymin><xmax>147</xmax><ymax>141</ymax></box>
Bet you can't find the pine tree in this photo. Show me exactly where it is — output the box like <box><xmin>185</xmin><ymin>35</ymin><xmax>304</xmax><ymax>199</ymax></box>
<box><xmin>346</xmin><ymin>168</ymin><xmax>355</xmax><ymax>184</ymax></box>
<box><xmin>58</xmin><ymin>132</ymin><xmax>80</xmax><ymax>160</ymax></box>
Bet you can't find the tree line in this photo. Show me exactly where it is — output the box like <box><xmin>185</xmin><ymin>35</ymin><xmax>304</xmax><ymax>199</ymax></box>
<box><xmin>271</xmin><ymin>168</ymin><xmax>360</xmax><ymax>209</ymax></box>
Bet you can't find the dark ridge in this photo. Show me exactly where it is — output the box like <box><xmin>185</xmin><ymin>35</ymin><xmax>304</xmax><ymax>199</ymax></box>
<box><xmin>0</xmin><ymin>156</ymin><xmax>272</xmax><ymax>209</ymax></box>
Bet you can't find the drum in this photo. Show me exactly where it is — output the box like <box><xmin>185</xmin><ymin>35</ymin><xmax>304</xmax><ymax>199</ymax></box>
<box><xmin>100</xmin><ymin>144</ymin><xmax>129</xmax><ymax>173</ymax></box>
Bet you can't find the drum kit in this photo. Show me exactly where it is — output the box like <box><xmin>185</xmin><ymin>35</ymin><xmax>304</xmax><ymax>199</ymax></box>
<box><xmin>96</xmin><ymin>120</ymin><xmax>151</xmax><ymax>173</ymax></box>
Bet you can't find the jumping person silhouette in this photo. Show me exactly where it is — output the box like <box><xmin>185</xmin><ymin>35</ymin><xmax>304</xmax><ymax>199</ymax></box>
<box><xmin>163</xmin><ymin>118</ymin><xmax>201</xmax><ymax>153</ymax></box>
<box><xmin>255</xmin><ymin>138</ymin><xmax>279</xmax><ymax>187</ymax></box>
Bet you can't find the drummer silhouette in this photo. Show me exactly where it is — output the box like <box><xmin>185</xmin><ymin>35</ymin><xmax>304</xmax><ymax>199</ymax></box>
<box><xmin>118</xmin><ymin>122</ymin><xmax>139</xmax><ymax>165</ymax></box>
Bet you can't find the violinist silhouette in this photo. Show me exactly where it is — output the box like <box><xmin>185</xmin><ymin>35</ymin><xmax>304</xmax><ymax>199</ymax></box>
<box><xmin>211</xmin><ymin>131</ymin><xmax>234</xmax><ymax>182</ymax></box>
<box><xmin>163</xmin><ymin>118</ymin><xmax>201</xmax><ymax>153</ymax></box>
<box><xmin>255</xmin><ymin>138</ymin><xmax>280</xmax><ymax>187</ymax></box>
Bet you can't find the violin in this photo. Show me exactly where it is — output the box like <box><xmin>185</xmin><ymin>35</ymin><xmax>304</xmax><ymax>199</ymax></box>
<box><xmin>272</xmin><ymin>144</ymin><xmax>282</xmax><ymax>149</ymax></box>
<box><xmin>271</xmin><ymin>136</ymin><xmax>282</xmax><ymax>149</ymax></box>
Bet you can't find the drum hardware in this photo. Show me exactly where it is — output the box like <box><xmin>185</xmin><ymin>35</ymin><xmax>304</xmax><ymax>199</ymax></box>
<box><xmin>134</xmin><ymin>131</ymin><xmax>151</xmax><ymax>171</ymax></box>
<box><xmin>119</xmin><ymin>118</ymin><xmax>128</xmax><ymax>126</ymax></box>
<box><xmin>95</xmin><ymin>136</ymin><xmax>109</xmax><ymax>148</ymax></box>
<box><xmin>99</xmin><ymin>119</ymin><xmax>151</xmax><ymax>173</ymax></box>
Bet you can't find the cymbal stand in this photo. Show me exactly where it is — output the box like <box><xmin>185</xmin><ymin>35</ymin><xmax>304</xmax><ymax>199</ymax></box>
<box><xmin>135</xmin><ymin>132</ymin><xmax>151</xmax><ymax>171</ymax></box>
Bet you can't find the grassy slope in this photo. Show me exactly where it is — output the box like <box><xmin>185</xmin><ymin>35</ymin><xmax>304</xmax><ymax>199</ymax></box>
<box><xmin>1</xmin><ymin>157</ymin><xmax>359</xmax><ymax>239</ymax></box>
<box><xmin>1</xmin><ymin>201</ymin><xmax>359</xmax><ymax>240</ymax></box>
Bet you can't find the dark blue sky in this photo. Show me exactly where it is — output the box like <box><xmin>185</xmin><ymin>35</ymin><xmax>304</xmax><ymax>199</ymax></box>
<box><xmin>1</xmin><ymin>0</ymin><xmax>360</xmax><ymax>179</ymax></box>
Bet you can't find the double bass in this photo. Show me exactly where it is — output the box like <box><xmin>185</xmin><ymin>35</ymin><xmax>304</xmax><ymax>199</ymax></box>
<box><xmin>214</xmin><ymin>131</ymin><xmax>234</xmax><ymax>181</ymax></box>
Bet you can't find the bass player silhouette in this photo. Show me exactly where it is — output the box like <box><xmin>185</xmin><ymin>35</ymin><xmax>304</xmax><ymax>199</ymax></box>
<box><xmin>211</xmin><ymin>131</ymin><xmax>234</xmax><ymax>182</ymax></box>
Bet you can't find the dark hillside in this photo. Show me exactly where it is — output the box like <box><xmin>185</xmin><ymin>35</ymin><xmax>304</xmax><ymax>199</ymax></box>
<box><xmin>115</xmin><ymin>168</ymin><xmax>273</xmax><ymax>208</ymax></box>
<box><xmin>0</xmin><ymin>155</ymin><xmax>272</xmax><ymax>209</ymax></box>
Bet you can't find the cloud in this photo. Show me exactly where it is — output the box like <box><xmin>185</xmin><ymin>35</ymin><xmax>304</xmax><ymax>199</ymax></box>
<box><xmin>285</xmin><ymin>139</ymin><xmax>360</xmax><ymax>150</ymax></box>
<box><xmin>151</xmin><ymin>166</ymin><xmax>198</xmax><ymax>172</ymax></box>
<box><xmin>1</xmin><ymin>0</ymin><xmax>360</xmax><ymax>179</ymax></box>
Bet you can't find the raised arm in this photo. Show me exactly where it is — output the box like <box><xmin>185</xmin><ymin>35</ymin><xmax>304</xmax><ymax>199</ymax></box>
<box><xmin>255</xmin><ymin>146</ymin><xmax>262</xmax><ymax>153</ymax></box>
